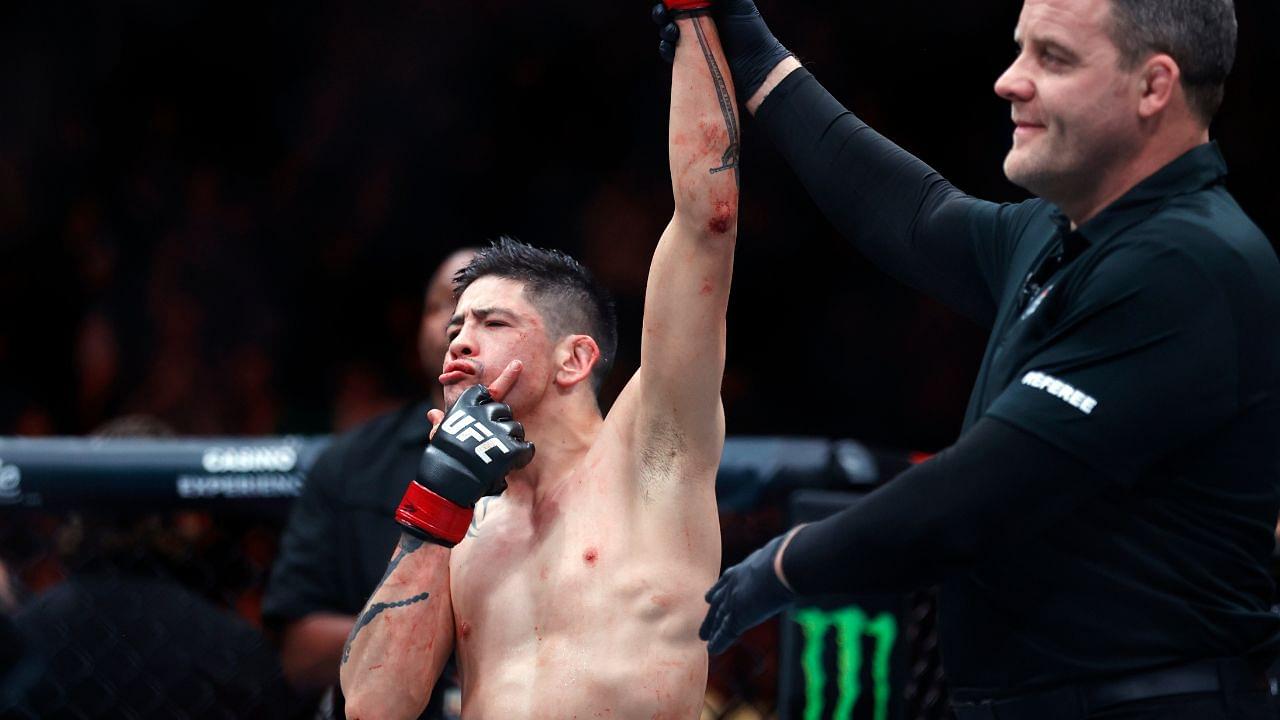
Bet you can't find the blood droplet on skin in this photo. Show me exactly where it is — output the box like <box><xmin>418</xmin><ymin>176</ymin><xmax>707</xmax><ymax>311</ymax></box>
<box><xmin>700</xmin><ymin>279</ymin><xmax>713</xmax><ymax>296</ymax></box>
<box><xmin>459</xmin><ymin>621</ymin><xmax>471</xmax><ymax>640</ymax></box>
<box><xmin>706</xmin><ymin>199</ymin><xmax>734</xmax><ymax>235</ymax></box>
<box><xmin>583</xmin><ymin>547</ymin><xmax>599</xmax><ymax>565</ymax></box>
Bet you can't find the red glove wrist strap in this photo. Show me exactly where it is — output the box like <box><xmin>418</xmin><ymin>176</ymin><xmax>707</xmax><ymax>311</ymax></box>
<box><xmin>396</xmin><ymin>482</ymin><xmax>473</xmax><ymax>547</ymax></box>
<box><xmin>665</xmin><ymin>0</ymin><xmax>711</xmax><ymax>12</ymax></box>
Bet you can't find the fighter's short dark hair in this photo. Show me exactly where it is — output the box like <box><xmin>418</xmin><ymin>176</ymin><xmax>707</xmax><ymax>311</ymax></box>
<box><xmin>453</xmin><ymin>236</ymin><xmax>618</xmax><ymax>393</ymax></box>
<box><xmin>1106</xmin><ymin>0</ymin><xmax>1236</xmax><ymax>125</ymax></box>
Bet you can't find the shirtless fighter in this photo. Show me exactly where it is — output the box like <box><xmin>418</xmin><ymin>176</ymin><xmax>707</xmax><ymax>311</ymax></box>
<box><xmin>338</xmin><ymin>5</ymin><xmax>739</xmax><ymax>718</ymax></box>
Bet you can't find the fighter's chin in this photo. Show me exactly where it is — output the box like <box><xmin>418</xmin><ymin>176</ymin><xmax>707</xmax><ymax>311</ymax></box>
<box><xmin>442</xmin><ymin>383</ymin><xmax>470</xmax><ymax>410</ymax></box>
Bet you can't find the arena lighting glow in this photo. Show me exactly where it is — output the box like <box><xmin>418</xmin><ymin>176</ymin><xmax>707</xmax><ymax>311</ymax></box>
<box><xmin>794</xmin><ymin>606</ymin><xmax>898</xmax><ymax>720</ymax></box>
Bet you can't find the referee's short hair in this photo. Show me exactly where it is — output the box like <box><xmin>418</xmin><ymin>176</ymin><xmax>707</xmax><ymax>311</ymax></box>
<box><xmin>1106</xmin><ymin>0</ymin><xmax>1237</xmax><ymax>125</ymax></box>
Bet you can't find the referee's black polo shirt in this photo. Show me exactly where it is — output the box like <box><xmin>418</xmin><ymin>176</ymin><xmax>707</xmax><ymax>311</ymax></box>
<box><xmin>755</xmin><ymin>67</ymin><xmax>1280</xmax><ymax>696</ymax></box>
<box><xmin>265</xmin><ymin>401</ymin><xmax>430</xmax><ymax>623</ymax></box>
<box><xmin>946</xmin><ymin>142</ymin><xmax>1280</xmax><ymax>690</ymax></box>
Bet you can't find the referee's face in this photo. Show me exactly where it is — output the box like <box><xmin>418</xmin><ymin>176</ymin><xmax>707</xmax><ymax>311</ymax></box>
<box><xmin>994</xmin><ymin>0</ymin><xmax>1141</xmax><ymax>208</ymax></box>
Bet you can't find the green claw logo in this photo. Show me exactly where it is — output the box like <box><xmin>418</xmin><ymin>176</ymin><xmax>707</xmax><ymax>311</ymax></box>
<box><xmin>793</xmin><ymin>606</ymin><xmax>898</xmax><ymax>720</ymax></box>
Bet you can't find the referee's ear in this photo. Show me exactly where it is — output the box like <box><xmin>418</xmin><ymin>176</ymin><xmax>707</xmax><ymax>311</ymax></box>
<box><xmin>1136</xmin><ymin>53</ymin><xmax>1180</xmax><ymax>121</ymax></box>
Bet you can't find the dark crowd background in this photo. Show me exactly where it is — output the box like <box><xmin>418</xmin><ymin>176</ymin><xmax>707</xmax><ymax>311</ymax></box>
<box><xmin>0</xmin><ymin>0</ymin><xmax>1277</xmax><ymax>452</ymax></box>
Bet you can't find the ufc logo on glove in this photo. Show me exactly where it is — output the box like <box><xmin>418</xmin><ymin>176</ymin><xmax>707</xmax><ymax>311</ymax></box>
<box><xmin>441</xmin><ymin>411</ymin><xmax>510</xmax><ymax>463</ymax></box>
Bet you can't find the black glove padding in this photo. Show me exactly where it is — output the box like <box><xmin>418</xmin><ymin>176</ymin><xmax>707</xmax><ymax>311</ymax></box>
<box><xmin>422</xmin><ymin>383</ymin><xmax>534</xmax><ymax>506</ymax></box>
<box><xmin>699</xmin><ymin>531</ymin><xmax>795</xmax><ymax>654</ymax></box>
<box><xmin>650</xmin><ymin>0</ymin><xmax>792</xmax><ymax>102</ymax></box>
<box><xmin>396</xmin><ymin>384</ymin><xmax>534</xmax><ymax>546</ymax></box>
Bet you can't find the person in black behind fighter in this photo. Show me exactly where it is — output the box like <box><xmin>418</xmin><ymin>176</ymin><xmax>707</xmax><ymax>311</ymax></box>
<box><xmin>657</xmin><ymin>0</ymin><xmax>1280</xmax><ymax>717</ymax></box>
<box><xmin>263</xmin><ymin>248</ymin><xmax>474</xmax><ymax>719</ymax></box>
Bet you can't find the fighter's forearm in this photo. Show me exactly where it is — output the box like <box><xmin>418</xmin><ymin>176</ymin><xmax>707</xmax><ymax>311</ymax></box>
<box><xmin>340</xmin><ymin>533</ymin><xmax>453</xmax><ymax>720</ymax></box>
<box><xmin>669</xmin><ymin>12</ymin><xmax>740</xmax><ymax>236</ymax></box>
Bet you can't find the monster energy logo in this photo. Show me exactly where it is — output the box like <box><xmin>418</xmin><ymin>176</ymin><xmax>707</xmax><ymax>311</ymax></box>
<box><xmin>794</xmin><ymin>606</ymin><xmax>898</xmax><ymax>720</ymax></box>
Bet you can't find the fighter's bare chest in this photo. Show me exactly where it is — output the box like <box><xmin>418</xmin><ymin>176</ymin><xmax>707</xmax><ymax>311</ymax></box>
<box><xmin>448</xmin><ymin>491</ymin><xmax>628</xmax><ymax>622</ymax></box>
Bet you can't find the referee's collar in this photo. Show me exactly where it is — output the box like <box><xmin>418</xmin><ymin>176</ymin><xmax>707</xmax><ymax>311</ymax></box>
<box><xmin>1051</xmin><ymin>141</ymin><xmax>1227</xmax><ymax>247</ymax></box>
<box><xmin>399</xmin><ymin>400</ymin><xmax>435</xmax><ymax>447</ymax></box>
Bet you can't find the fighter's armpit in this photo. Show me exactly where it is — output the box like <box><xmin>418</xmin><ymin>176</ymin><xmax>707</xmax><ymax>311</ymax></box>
<box><xmin>637</xmin><ymin>416</ymin><xmax>688</xmax><ymax>502</ymax></box>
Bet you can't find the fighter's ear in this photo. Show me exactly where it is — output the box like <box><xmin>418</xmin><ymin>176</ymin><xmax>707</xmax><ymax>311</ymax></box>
<box><xmin>1137</xmin><ymin>53</ymin><xmax>1179</xmax><ymax>120</ymax></box>
<box><xmin>554</xmin><ymin>334</ymin><xmax>601</xmax><ymax>389</ymax></box>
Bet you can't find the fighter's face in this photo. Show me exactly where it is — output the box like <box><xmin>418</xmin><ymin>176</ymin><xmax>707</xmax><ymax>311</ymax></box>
<box><xmin>442</xmin><ymin>276</ymin><xmax>552</xmax><ymax>413</ymax></box>
<box><xmin>994</xmin><ymin>0</ymin><xmax>1140</xmax><ymax>203</ymax></box>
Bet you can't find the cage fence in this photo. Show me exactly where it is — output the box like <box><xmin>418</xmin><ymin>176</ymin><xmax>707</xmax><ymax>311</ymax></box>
<box><xmin>0</xmin><ymin>436</ymin><xmax>949</xmax><ymax>720</ymax></box>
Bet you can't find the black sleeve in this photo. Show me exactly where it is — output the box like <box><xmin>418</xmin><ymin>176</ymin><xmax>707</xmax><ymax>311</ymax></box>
<box><xmin>261</xmin><ymin>443</ymin><xmax>346</xmax><ymax>627</ymax></box>
<box><xmin>755</xmin><ymin>67</ymin><xmax>1033</xmax><ymax>327</ymax></box>
<box><xmin>780</xmin><ymin>417</ymin><xmax>1104</xmax><ymax>595</ymax></box>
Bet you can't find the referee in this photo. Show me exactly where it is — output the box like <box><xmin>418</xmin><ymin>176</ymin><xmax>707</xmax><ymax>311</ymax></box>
<box><xmin>678</xmin><ymin>0</ymin><xmax>1280</xmax><ymax>717</ymax></box>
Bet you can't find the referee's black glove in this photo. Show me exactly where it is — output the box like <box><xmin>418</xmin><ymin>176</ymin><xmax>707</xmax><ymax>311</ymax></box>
<box><xmin>650</xmin><ymin>0</ymin><xmax>793</xmax><ymax>102</ymax></box>
<box><xmin>699</xmin><ymin>531</ymin><xmax>796</xmax><ymax>654</ymax></box>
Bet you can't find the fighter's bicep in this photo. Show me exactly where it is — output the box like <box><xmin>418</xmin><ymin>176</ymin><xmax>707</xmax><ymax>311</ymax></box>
<box><xmin>639</xmin><ymin>223</ymin><xmax>732</xmax><ymax>415</ymax></box>
<box><xmin>633</xmin><ymin>391</ymin><xmax>725</xmax><ymax>501</ymax></box>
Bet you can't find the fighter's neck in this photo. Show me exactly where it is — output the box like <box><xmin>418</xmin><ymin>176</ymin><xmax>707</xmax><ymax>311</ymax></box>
<box><xmin>504</xmin><ymin>404</ymin><xmax>603</xmax><ymax>503</ymax></box>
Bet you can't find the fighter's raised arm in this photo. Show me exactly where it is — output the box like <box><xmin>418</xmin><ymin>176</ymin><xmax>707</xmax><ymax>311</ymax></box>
<box><xmin>653</xmin><ymin>0</ymin><xmax>1009</xmax><ymax>327</ymax></box>
<box><xmin>635</xmin><ymin>2</ymin><xmax>740</xmax><ymax>480</ymax></box>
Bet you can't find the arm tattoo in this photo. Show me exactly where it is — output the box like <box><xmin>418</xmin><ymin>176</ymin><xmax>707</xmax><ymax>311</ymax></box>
<box><xmin>690</xmin><ymin>15</ymin><xmax>740</xmax><ymax>185</ymax></box>
<box><xmin>341</xmin><ymin>533</ymin><xmax>430</xmax><ymax>664</ymax></box>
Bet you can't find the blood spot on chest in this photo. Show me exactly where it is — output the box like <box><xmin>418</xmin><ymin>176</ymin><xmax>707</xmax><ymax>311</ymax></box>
<box><xmin>458</xmin><ymin>621</ymin><xmax>471</xmax><ymax>640</ymax></box>
<box><xmin>583</xmin><ymin>547</ymin><xmax>599</xmax><ymax>566</ymax></box>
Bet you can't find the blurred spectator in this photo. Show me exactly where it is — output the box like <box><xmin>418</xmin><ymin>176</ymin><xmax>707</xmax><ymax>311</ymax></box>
<box><xmin>2</xmin><ymin>416</ymin><xmax>296</xmax><ymax>719</ymax></box>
